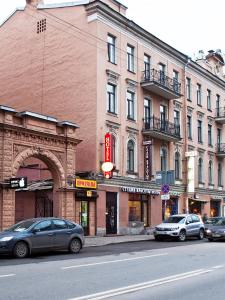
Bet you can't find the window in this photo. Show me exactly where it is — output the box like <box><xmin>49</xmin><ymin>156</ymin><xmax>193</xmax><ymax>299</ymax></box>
<box><xmin>175</xmin><ymin>152</ymin><xmax>180</xmax><ymax>180</ymax></box>
<box><xmin>160</xmin><ymin>105</ymin><xmax>166</xmax><ymax>131</ymax></box>
<box><xmin>197</xmin><ymin>83</ymin><xmax>202</xmax><ymax>106</ymax></box>
<box><xmin>173</xmin><ymin>70</ymin><xmax>179</xmax><ymax>93</ymax></box>
<box><xmin>127</xmin><ymin>140</ymin><xmax>135</xmax><ymax>172</ymax></box>
<box><xmin>197</xmin><ymin>120</ymin><xmax>202</xmax><ymax>143</ymax></box>
<box><xmin>198</xmin><ymin>158</ymin><xmax>203</xmax><ymax>183</ymax></box>
<box><xmin>187</xmin><ymin>115</ymin><xmax>192</xmax><ymax>139</ymax></box>
<box><xmin>218</xmin><ymin>162</ymin><xmax>222</xmax><ymax>187</ymax></box>
<box><xmin>216</xmin><ymin>94</ymin><xmax>220</xmax><ymax>117</ymax></box>
<box><xmin>208</xmin><ymin>124</ymin><xmax>212</xmax><ymax>146</ymax></box>
<box><xmin>217</xmin><ymin>128</ymin><xmax>222</xmax><ymax>150</ymax></box>
<box><xmin>144</xmin><ymin>98</ymin><xmax>151</xmax><ymax>124</ymax></box>
<box><xmin>208</xmin><ymin>160</ymin><xmax>213</xmax><ymax>185</ymax></box>
<box><xmin>159</xmin><ymin>63</ymin><xmax>166</xmax><ymax>85</ymax></box>
<box><xmin>53</xmin><ymin>219</ymin><xmax>67</xmax><ymax>230</ymax></box>
<box><xmin>107</xmin><ymin>83</ymin><xmax>116</xmax><ymax>114</ymax></box>
<box><xmin>128</xmin><ymin>194</ymin><xmax>148</xmax><ymax>226</ymax></box>
<box><xmin>127</xmin><ymin>45</ymin><xmax>134</xmax><ymax>72</ymax></box>
<box><xmin>34</xmin><ymin>220</ymin><xmax>52</xmax><ymax>232</ymax></box>
<box><xmin>144</xmin><ymin>54</ymin><xmax>151</xmax><ymax>79</ymax></box>
<box><xmin>207</xmin><ymin>89</ymin><xmax>211</xmax><ymax>110</ymax></box>
<box><xmin>111</xmin><ymin>135</ymin><xmax>116</xmax><ymax>164</ymax></box>
<box><xmin>127</xmin><ymin>90</ymin><xmax>135</xmax><ymax>120</ymax></box>
<box><xmin>174</xmin><ymin>110</ymin><xmax>180</xmax><ymax>135</ymax></box>
<box><xmin>160</xmin><ymin>147</ymin><xmax>167</xmax><ymax>171</ymax></box>
<box><xmin>186</xmin><ymin>77</ymin><xmax>191</xmax><ymax>100</ymax></box>
<box><xmin>107</xmin><ymin>34</ymin><xmax>116</xmax><ymax>64</ymax></box>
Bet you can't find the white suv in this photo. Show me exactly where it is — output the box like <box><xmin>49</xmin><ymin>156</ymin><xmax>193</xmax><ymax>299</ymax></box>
<box><xmin>153</xmin><ymin>214</ymin><xmax>205</xmax><ymax>242</ymax></box>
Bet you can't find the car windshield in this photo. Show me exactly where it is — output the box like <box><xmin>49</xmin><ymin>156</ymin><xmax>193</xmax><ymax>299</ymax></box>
<box><xmin>164</xmin><ymin>216</ymin><xmax>185</xmax><ymax>224</ymax></box>
<box><xmin>5</xmin><ymin>220</ymin><xmax>37</xmax><ymax>232</ymax></box>
<box><xmin>213</xmin><ymin>219</ymin><xmax>225</xmax><ymax>226</ymax></box>
<box><xmin>205</xmin><ymin>218</ymin><xmax>221</xmax><ymax>225</ymax></box>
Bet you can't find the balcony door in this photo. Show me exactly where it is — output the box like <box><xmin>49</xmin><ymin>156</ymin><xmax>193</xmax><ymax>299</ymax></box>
<box><xmin>160</xmin><ymin>105</ymin><xmax>166</xmax><ymax>131</ymax></box>
<box><xmin>144</xmin><ymin>98</ymin><xmax>151</xmax><ymax>128</ymax></box>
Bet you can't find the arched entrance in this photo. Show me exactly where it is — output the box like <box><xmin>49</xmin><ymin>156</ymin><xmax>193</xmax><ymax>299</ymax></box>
<box><xmin>0</xmin><ymin>107</ymin><xmax>81</xmax><ymax>230</ymax></box>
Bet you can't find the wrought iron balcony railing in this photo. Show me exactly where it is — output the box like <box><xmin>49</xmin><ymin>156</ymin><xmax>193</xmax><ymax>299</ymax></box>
<box><xmin>142</xmin><ymin>69</ymin><xmax>181</xmax><ymax>95</ymax></box>
<box><xmin>216</xmin><ymin>107</ymin><xmax>225</xmax><ymax>118</ymax></box>
<box><xmin>217</xmin><ymin>143</ymin><xmax>225</xmax><ymax>153</ymax></box>
<box><xmin>143</xmin><ymin>116</ymin><xmax>181</xmax><ymax>138</ymax></box>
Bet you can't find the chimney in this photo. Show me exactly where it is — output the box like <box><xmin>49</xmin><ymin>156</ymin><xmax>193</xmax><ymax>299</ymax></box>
<box><xmin>26</xmin><ymin>0</ymin><xmax>44</xmax><ymax>6</ymax></box>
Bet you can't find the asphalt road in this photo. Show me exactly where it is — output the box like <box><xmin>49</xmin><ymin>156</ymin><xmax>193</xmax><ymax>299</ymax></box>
<box><xmin>0</xmin><ymin>239</ymin><xmax>224</xmax><ymax>300</ymax></box>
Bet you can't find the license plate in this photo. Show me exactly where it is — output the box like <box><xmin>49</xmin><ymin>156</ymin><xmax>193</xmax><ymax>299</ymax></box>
<box><xmin>212</xmin><ymin>233</ymin><xmax>221</xmax><ymax>237</ymax></box>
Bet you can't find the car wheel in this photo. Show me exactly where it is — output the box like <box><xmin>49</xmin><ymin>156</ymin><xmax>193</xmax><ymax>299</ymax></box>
<box><xmin>13</xmin><ymin>241</ymin><xmax>29</xmax><ymax>258</ymax></box>
<box><xmin>69</xmin><ymin>238</ymin><xmax>81</xmax><ymax>254</ymax></box>
<box><xmin>208</xmin><ymin>238</ymin><xmax>213</xmax><ymax>242</ymax></box>
<box><xmin>178</xmin><ymin>230</ymin><xmax>186</xmax><ymax>242</ymax></box>
<box><xmin>154</xmin><ymin>236</ymin><xmax>162</xmax><ymax>241</ymax></box>
<box><xmin>198</xmin><ymin>229</ymin><xmax>204</xmax><ymax>240</ymax></box>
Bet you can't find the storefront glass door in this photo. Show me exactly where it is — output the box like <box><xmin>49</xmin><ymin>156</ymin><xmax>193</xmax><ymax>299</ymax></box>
<box><xmin>81</xmin><ymin>201</ymin><xmax>89</xmax><ymax>236</ymax></box>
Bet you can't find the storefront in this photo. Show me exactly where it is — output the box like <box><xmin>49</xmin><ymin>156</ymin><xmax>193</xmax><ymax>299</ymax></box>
<box><xmin>162</xmin><ymin>197</ymin><xmax>179</xmax><ymax>220</ymax></box>
<box><xmin>74</xmin><ymin>178</ymin><xmax>98</xmax><ymax>236</ymax></box>
<box><xmin>210</xmin><ymin>197</ymin><xmax>222</xmax><ymax>217</ymax></box>
<box><xmin>188</xmin><ymin>196</ymin><xmax>208</xmax><ymax>215</ymax></box>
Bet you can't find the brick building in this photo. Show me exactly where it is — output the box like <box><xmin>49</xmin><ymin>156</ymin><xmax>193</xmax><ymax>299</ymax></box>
<box><xmin>0</xmin><ymin>0</ymin><xmax>225</xmax><ymax>235</ymax></box>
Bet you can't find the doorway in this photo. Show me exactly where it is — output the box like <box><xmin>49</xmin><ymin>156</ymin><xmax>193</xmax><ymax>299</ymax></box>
<box><xmin>106</xmin><ymin>192</ymin><xmax>117</xmax><ymax>235</ymax></box>
<box><xmin>80</xmin><ymin>201</ymin><xmax>89</xmax><ymax>236</ymax></box>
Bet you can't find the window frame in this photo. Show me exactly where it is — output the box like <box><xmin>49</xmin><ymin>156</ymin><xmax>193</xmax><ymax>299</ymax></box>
<box><xmin>127</xmin><ymin>140</ymin><xmax>135</xmax><ymax>172</ymax></box>
<box><xmin>127</xmin><ymin>44</ymin><xmax>135</xmax><ymax>72</ymax></box>
<box><xmin>186</xmin><ymin>77</ymin><xmax>191</xmax><ymax>100</ymax></box>
<box><xmin>127</xmin><ymin>90</ymin><xmax>135</xmax><ymax>120</ymax></box>
<box><xmin>187</xmin><ymin>115</ymin><xmax>192</xmax><ymax>140</ymax></box>
<box><xmin>197</xmin><ymin>120</ymin><xmax>203</xmax><ymax>143</ymax></box>
<box><xmin>107</xmin><ymin>34</ymin><xmax>116</xmax><ymax>64</ymax></box>
<box><xmin>197</xmin><ymin>83</ymin><xmax>202</xmax><ymax>106</ymax></box>
<box><xmin>208</xmin><ymin>124</ymin><xmax>212</xmax><ymax>146</ymax></box>
<box><xmin>107</xmin><ymin>83</ymin><xmax>117</xmax><ymax>114</ymax></box>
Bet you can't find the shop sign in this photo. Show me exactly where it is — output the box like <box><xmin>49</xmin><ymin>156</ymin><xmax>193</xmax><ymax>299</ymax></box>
<box><xmin>9</xmin><ymin>177</ymin><xmax>27</xmax><ymax>189</ymax></box>
<box><xmin>121</xmin><ymin>186</ymin><xmax>160</xmax><ymax>195</ymax></box>
<box><xmin>87</xmin><ymin>191</ymin><xmax>92</xmax><ymax>197</ymax></box>
<box><xmin>103</xmin><ymin>132</ymin><xmax>113</xmax><ymax>179</ymax></box>
<box><xmin>144</xmin><ymin>142</ymin><xmax>152</xmax><ymax>181</ymax></box>
<box><xmin>75</xmin><ymin>179</ymin><xmax>97</xmax><ymax>189</ymax></box>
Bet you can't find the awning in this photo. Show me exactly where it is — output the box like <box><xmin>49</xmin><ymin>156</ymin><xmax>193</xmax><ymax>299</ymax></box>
<box><xmin>189</xmin><ymin>198</ymin><xmax>209</xmax><ymax>203</ymax></box>
<box><xmin>15</xmin><ymin>180</ymin><xmax>53</xmax><ymax>192</ymax></box>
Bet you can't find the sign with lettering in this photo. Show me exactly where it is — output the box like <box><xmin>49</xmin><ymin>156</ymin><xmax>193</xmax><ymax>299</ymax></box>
<box><xmin>104</xmin><ymin>132</ymin><xmax>112</xmax><ymax>179</ymax></box>
<box><xmin>10</xmin><ymin>177</ymin><xmax>27</xmax><ymax>189</ymax></box>
<box><xmin>121</xmin><ymin>186</ymin><xmax>160</xmax><ymax>195</ymax></box>
<box><xmin>144</xmin><ymin>142</ymin><xmax>152</xmax><ymax>181</ymax></box>
<box><xmin>75</xmin><ymin>179</ymin><xmax>97</xmax><ymax>189</ymax></box>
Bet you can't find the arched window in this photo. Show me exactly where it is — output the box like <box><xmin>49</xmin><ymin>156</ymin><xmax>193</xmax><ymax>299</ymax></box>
<box><xmin>127</xmin><ymin>140</ymin><xmax>135</xmax><ymax>172</ymax></box>
<box><xmin>198</xmin><ymin>158</ymin><xmax>203</xmax><ymax>183</ymax></box>
<box><xmin>218</xmin><ymin>162</ymin><xmax>222</xmax><ymax>186</ymax></box>
<box><xmin>208</xmin><ymin>160</ymin><xmax>213</xmax><ymax>185</ymax></box>
<box><xmin>175</xmin><ymin>152</ymin><xmax>180</xmax><ymax>179</ymax></box>
<box><xmin>160</xmin><ymin>147</ymin><xmax>167</xmax><ymax>171</ymax></box>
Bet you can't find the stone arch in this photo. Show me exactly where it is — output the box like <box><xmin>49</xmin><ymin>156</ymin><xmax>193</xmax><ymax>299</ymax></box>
<box><xmin>12</xmin><ymin>147</ymin><xmax>66</xmax><ymax>188</ymax></box>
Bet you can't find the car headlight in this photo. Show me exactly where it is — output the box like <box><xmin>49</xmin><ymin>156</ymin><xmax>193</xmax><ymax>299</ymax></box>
<box><xmin>0</xmin><ymin>236</ymin><xmax>13</xmax><ymax>242</ymax></box>
<box><xmin>173</xmin><ymin>227</ymin><xmax>179</xmax><ymax>230</ymax></box>
<box><xmin>206</xmin><ymin>229</ymin><xmax>211</xmax><ymax>233</ymax></box>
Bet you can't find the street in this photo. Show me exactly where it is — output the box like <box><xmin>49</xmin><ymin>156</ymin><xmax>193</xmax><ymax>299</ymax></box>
<box><xmin>0</xmin><ymin>239</ymin><xmax>224</xmax><ymax>299</ymax></box>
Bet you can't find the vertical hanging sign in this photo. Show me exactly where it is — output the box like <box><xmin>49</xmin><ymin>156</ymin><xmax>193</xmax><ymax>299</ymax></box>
<box><xmin>104</xmin><ymin>132</ymin><xmax>112</xmax><ymax>179</ymax></box>
<box><xmin>143</xmin><ymin>140</ymin><xmax>152</xmax><ymax>181</ymax></box>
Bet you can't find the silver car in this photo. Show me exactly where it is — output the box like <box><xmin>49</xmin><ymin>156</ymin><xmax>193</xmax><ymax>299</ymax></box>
<box><xmin>154</xmin><ymin>214</ymin><xmax>205</xmax><ymax>242</ymax></box>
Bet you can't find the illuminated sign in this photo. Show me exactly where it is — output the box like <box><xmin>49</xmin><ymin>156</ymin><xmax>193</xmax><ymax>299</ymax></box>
<box><xmin>75</xmin><ymin>179</ymin><xmax>97</xmax><ymax>189</ymax></box>
<box><xmin>10</xmin><ymin>177</ymin><xmax>27</xmax><ymax>189</ymax></box>
<box><xmin>104</xmin><ymin>132</ymin><xmax>113</xmax><ymax>179</ymax></box>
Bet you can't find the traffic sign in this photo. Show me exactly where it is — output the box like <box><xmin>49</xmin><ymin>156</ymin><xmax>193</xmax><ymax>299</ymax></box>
<box><xmin>161</xmin><ymin>194</ymin><xmax>170</xmax><ymax>200</ymax></box>
<box><xmin>161</xmin><ymin>184</ymin><xmax>170</xmax><ymax>194</ymax></box>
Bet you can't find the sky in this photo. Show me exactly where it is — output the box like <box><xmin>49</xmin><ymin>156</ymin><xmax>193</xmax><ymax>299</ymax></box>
<box><xmin>0</xmin><ymin>0</ymin><xmax>224</xmax><ymax>59</ymax></box>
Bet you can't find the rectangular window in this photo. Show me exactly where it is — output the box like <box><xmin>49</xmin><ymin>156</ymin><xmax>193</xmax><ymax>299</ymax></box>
<box><xmin>128</xmin><ymin>195</ymin><xmax>148</xmax><ymax>226</ymax></box>
<box><xmin>107</xmin><ymin>83</ymin><xmax>116</xmax><ymax>114</ymax></box>
<box><xmin>208</xmin><ymin>124</ymin><xmax>212</xmax><ymax>146</ymax></box>
<box><xmin>144</xmin><ymin>54</ymin><xmax>151</xmax><ymax>80</ymax></box>
<box><xmin>174</xmin><ymin>110</ymin><xmax>180</xmax><ymax>136</ymax></box>
<box><xmin>218</xmin><ymin>162</ymin><xmax>222</xmax><ymax>187</ymax></box>
<box><xmin>186</xmin><ymin>77</ymin><xmax>191</xmax><ymax>100</ymax></box>
<box><xmin>216</xmin><ymin>94</ymin><xmax>220</xmax><ymax>117</ymax></box>
<box><xmin>187</xmin><ymin>115</ymin><xmax>192</xmax><ymax>139</ymax></box>
<box><xmin>159</xmin><ymin>63</ymin><xmax>166</xmax><ymax>85</ymax></box>
<box><xmin>173</xmin><ymin>70</ymin><xmax>179</xmax><ymax>93</ymax></box>
<box><xmin>207</xmin><ymin>89</ymin><xmax>211</xmax><ymax>110</ymax></box>
<box><xmin>127</xmin><ymin>45</ymin><xmax>135</xmax><ymax>72</ymax></box>
<box><xmin>144</xmin><ymin>98</ymin><xmax>151</xmax><ymax>124</ymax></box>
<box><xmin>127</xmin><ymin>90</ymin><xmax>135</xmax><ymax>120</ymax></box>
<box><xmin>197</xmin><ymin>84</ymin><xmax>202</xmax><ymax>106</ymax></box>
<box><xmin>107</xmin><ymin>34</ymin><xmax>116</xmax><ymax>64</ymax></box>
<box><xmin>198</xmin><ymin>120</ymin><xmax>202</xmax><ymax>143</ymax></box>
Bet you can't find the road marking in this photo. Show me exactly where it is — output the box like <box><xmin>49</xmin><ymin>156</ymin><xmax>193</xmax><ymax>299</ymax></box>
<box><xmin>62</xmin><ymin>253</ymin><xmax>168</xmax><ymax>270</ymax></box>
<box><xmin>68</xmin><ymin>268</ymin><xmax>214</xmax><ymax>300</ymax></box>
<box><xmin>0</xmin><ymin>274</ymin><xmax>16</xmax><ymax>278</ymax></box>
<box><xmin>212</xmin><ymin>265</ymin><xmax>224</xmax><ymax>269</ymax></box>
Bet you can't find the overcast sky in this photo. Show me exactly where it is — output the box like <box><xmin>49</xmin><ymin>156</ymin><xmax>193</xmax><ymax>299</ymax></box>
<box><xmin>0</xmin><ymin>0</ymin><xmax>224</xmax><ymax>59</ymax></box>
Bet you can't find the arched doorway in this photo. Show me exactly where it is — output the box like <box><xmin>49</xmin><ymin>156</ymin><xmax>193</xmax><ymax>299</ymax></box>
<box><xmin>0</xmin><ymin>107</ymin><xmax>81</xmax><ymax>230</ymax></box>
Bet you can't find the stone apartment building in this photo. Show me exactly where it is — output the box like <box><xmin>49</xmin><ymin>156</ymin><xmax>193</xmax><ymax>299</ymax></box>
<box><xmin>0</xmin><ymin>0</ymin><xmax>225</xmax><ymax>235</ymax></box>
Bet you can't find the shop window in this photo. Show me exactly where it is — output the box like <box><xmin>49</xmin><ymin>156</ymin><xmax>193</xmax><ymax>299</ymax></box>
<box><xmin>128</xmin><ymin>194</ymin><xmax>149</xmax><ymax>226</ymax></box>
<box><xmin>129</xmin><ymin>201</ymin><xmax>141</xmax><ymax>222</ymax></box>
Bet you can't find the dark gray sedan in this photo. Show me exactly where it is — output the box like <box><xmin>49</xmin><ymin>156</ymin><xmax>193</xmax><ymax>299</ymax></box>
<box><xmin>205</xmin><ymin>217</ymin><xmax>225</xmax><ymax>241</ymax></box>
<box><xmin>0</xmin><ymin>218</ymin><xmax>85</xmax><ymax>258</ymax></box>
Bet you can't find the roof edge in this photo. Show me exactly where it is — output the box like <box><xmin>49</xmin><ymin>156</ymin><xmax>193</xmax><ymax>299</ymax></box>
<box><xmin>37</xmin><ymin>1</ymin><xmax>89</xmax><ymax>10</ymax></box>
<box><xmin>0</xmin><ymin>7</ymin><xmax>25</xmax><ymax>27</ymax></box>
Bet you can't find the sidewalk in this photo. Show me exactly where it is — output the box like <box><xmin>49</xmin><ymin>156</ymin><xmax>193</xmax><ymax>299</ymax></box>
<box><xmin>84</xmin><ymin>234</ymin><xmax>154</xmax><ymax>247</ymax></box>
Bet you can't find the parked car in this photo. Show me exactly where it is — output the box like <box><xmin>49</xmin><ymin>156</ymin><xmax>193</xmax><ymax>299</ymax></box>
<box><xmin>0</xmin><ymin>218</ymin><xmax>84</xmax><ymax>258</ymax></box>
<box><xmin>204</xmin><ymin>217</ymin><xmax>223</xmax><ymax>236</ymax></box>
<box><xmin>153</xmin><ymin>214</ymin><xmax>205</xmax><ymax>242</ymax></box>
<box><xmin>205</xmin><ymin>217</ymin><xmax>225</xmax><ymax>241</ymax></box>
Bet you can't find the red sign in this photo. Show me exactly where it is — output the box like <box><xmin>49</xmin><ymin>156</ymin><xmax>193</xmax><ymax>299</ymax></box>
<box><xmin>104</xmin><ymin>132</ymin><xmax>112</xmax><ymax>178</ymax></box>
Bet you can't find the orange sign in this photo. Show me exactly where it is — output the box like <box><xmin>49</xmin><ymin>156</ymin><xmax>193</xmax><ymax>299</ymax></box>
<box><xmin>75</xmin><ymin>179</ymin><xmax>97</xmax><ymax>189</ymax></box>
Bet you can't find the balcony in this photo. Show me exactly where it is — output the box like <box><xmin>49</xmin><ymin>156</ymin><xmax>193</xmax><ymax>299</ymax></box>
<box><xmin>215</xmin><ymin>107</ymin><xmax>225</xmax><ymax>124</ymax></box>
<box><xmin>216</xmin><ymin>143</ymin><xmax>225</xmax><ymax>158</ymax></box>
<box><xmin>142</xmin><ymin>116</ymin><xmax>181</xmax><ymax>142</ymax></box>
<box><xmin>141</xmin><ymin>69</ymin><xmax>182</xmax><ymax>100</ymax></box>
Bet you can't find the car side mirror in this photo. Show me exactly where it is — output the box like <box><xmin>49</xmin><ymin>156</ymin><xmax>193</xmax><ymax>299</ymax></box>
<box><xmin>32</xmin><ymin>228</ymin><xmax>40</xmax><ymax>234</ymax></box>
<box><xmin>186</xmin><ymin>221</ymin><xmax>190</xmax><ymax>225</ymax></box>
